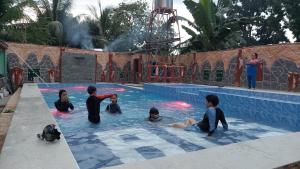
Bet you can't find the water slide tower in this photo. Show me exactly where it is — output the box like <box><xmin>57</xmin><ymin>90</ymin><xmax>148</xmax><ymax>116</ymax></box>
<box><xmin>146</xmin><ymin>0</ymin><xmax>181</xmax><ymax>62</ymax></box>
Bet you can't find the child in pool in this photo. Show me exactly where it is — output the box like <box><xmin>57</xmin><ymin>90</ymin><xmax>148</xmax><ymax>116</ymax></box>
<box><xmin>86</xmin><ymin>86</ymin><xmax>113</xmax><ymax>123</ymax></box>
<box><xmin>147</xmin><ymin>107</ymin><xmax>162</xmax><ymax>122</ymax></box>
<box><xmin>54</xmin><ymin>89</ymin><xmax>74</xmax><ymax>112</ymax></box>
<box><xmin>170</xmin><ymin>95</ymin><xmax>228</xmax><ymax>136</ymax></box>
<box><xmin>105</xmin><ymin>94</ymin><xmax>122</xmax><ymax>114</ymax></box>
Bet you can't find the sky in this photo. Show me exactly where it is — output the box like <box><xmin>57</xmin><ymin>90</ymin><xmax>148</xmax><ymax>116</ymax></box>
<box><xmin>71</xmin><ymin>0</ymin><xmax>194</xmax><ymax>41</ymax></box>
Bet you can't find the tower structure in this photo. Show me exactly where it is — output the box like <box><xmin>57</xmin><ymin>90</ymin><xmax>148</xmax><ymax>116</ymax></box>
<box><xmin>146</xmin><ymin>0</ymin><xmax>181</xmax><ymax>62</ymax></box>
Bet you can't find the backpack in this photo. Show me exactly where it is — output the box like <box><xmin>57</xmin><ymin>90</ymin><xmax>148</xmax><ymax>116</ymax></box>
<box><xmin>37</xmin><ymin>124</ymin><xmax>61</xmax><ymax>142</ymax></box>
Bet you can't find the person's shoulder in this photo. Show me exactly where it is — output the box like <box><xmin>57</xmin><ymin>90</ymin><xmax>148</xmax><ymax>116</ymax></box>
<box><xmin>207</xmin><ymin>107</ymin><xmax>216</xmax><ymax>114</ymax></box>
<box><xmin>215</xmin><ymin>107</ymin><xmax>223</xmax><ymax>112</ymax></box>
<box><xmin>54</xmin><ymin>99</ymin><xmax>60</xmax><ymax>104</ymax></box>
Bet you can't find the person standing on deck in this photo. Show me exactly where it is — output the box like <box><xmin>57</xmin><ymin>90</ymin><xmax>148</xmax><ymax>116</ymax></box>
<box><xmin>246</xmin><ymin>53</ymin><xmax>260</xmax><ymax>89</ymax></box>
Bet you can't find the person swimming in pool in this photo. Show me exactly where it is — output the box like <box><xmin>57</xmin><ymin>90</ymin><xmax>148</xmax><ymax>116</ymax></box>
<box><xmin>170</xmin><ymin>95</ymin><xmax>228</xmax><ymax>136</ymax></box>
<box><xmin>147</xmin><ymin>107</ymin><xmax>162</xmax><ymax>122</ymax></box>
<box><xmin>86</xmin><ymin>86</ymin><xmax>113</xmax><ymax>123</ymax></box>
<box><xmin>105</xmin><ymin>94</ymin><xmax>122</xmax><ymax>114</ymax></box>
<box><xmin>54</xmin><ymin>89</ymin><xmax>74</xmax><ymax>112</ymax></box>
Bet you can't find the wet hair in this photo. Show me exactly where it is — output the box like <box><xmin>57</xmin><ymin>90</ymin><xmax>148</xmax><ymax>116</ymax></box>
<box><xmin>87</xmin><ymin>86</ymin><xmax>97</xmax><ymax>95</ymax></box>
<box><xmin>112</xmin><ymin>94</ymin><xmax>118</xmax><ymax>98</ymax></box>
<box><xmin>58</xmin><ymin>89</ymin><xmax>66</xmax><ymax>99</ymax></box>
<box><xmin>149</xmin><ymin>107</ymin><xmax>159</xmax><ymax>115</ymax></box>
<box><xmin>205</xmin><ymin>95</ymin><xmax>219</xmax><ymax>107</ymax></box>
<box><xmin>148</xmin><ymin>107</ymin><xmax>161</xmax><ymax>122</ymax></box>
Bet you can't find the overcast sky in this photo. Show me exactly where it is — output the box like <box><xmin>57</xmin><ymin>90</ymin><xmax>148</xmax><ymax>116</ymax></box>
<box><xmin>71</xmin><ymin>0</ymin><xmax>194</xmax><ymax>41</ymax></box>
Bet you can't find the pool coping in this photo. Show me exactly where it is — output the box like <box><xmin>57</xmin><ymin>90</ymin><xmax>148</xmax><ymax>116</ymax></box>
<box><xmin>0</xmin><ymin>83</ymin><xmax>79</xmax><ymax>169</ymax></box>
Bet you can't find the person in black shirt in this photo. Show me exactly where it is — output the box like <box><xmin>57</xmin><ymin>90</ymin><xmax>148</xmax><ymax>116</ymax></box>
<box><xmin>54</xmin><ymin>89</ymin><xmax>74</xmax><ymax>112</ymax></box>
<box><xmin>86</xmin><ymin>86</ymin><xmax>113</xmax><ymax>123</ymax></box>
<box><xmin>170</xmin><ymin>95</ymin><xmax>228</xmax><ymax>136</ymax></box>
<box><xmin>105</xmin><ymin>94</ymin><xmax>122</xmax><ymax>114</ymax></box>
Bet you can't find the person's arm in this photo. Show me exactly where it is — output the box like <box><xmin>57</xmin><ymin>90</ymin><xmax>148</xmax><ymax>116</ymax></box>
<box><xmin>217</xmin><ymin>108</ymin><xmax>228</xmax><ymax>130</ymax></box>
<box><xmin>116</xmin><ymin>104</ymin><xmax>122</xmax><ymax>113</ymax></box>
<box><xmin>68</xmin><ymin>102</ymin><xmax>74</xmax><ymax>110</ymax></box>
<box><xmin>96</xmin><ymin>94</ymin><xmax>113</xmax><ymax>101</ymax></box>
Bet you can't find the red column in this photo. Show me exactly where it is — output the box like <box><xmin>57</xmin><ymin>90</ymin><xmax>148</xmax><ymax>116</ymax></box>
<box><xmin>59</xmin><ymin>48</ymin><xmax>65</xmax><ymax>82</ymax></box>
<box><xmin>192</xmin><ymin>53</ymin><xmax>196</xmax><ymax>82</ymax></box>
<box><xmin>163</xmin><ymin>65</ymin><xmax>167</xmax><ymax>82</ymax></box>
<box><xmin>138</xmin><ymin>55</ymin><xmax>143</xmax><ymax>82</ymax></box>
<box><xmin>109</xmin><ymin>52</ymin><xmax>113</xmax><ymax>82</ymax></box>
<box><xmin>147</xmin><ymin>64</ymin><xmax>151</xmax><ymax>82</ymax></box>
<box><xmin>234</xmin><ymin>48</ymin><xmax>243</xmax><ymax>87</ymax></box>
<box><xmin>256</xmin><ymin>62</ymin><xmax>263</xmax><ymax>81</ymax></box>
<box><xmin>155</xmin><ymin>65</ymin><xmax>159</xmax><ymax>82</ymax></box>
<box><xmin>94</xmin><ymin>54</ymin><xmax>97</xmax><ymax>82</ymax></box>
<box><xmin>170</xmin><ymin>65</ymin><xmax>175</xmax><ymax>82</ymax></box>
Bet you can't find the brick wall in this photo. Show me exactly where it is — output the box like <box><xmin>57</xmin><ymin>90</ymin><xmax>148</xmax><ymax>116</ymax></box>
<box><xmin>5</xmin><ymin>42</ymin><xmax>300</xmax><ymax>92</ymax></box>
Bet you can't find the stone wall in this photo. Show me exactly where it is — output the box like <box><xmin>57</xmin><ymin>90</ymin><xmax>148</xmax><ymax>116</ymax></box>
<box><xmin>4</xmin><ymin>42</ymin><xmax>300</xmax><ymax>92</ymax></box>
<box><xmin>61</xmin><ymin>52</ymin><xmax>96</xmax><ymax>83</ymax></box>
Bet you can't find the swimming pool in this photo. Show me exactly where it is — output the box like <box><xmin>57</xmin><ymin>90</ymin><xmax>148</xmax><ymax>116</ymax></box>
<box><xmin>39</xmin><ymin>83</ymin><xmax>290</xmax><ymax>169</ymax></box>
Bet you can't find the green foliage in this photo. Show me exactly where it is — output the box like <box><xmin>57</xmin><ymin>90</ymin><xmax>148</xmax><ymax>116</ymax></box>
<box><xmin>180</xmin><ymin>0</ymin><xmax>249</xmax><ymax>53</ymax></box>
<box><xmin>48</xmin><ymin>21</ymin><xmax>63</xmax><ymax>38</ymax></box>
<box><xmin>0</xmin><ymin>0</ymin><xmax>32</xmax><ymax>28</ymax></box>
<box><xmin>228</xmin><ymin>0</ymin><xmax>288</xmax><ymax>45</ymax></box>
<box><xmin>283</xmin><ymin>0</ymin><xmax>300</xmax><ymax>42</ymax></box>
<box><xmin>87</xmin><ymin>0</ymin><xmax>149</xmax><ymax>51</ymax></box>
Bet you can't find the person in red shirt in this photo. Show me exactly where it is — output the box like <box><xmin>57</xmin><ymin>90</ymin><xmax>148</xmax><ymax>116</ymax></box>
<box><xmin>86</xmin><ymin>86</ymin><xmax>113</xmax><ymax>123</ymax></box>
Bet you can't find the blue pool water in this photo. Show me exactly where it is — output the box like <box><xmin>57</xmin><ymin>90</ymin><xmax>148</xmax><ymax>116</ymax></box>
<box><xmin>39</xmin><ymin>83</ymin><xmax>290</xmax><ymax>169</ymax></box>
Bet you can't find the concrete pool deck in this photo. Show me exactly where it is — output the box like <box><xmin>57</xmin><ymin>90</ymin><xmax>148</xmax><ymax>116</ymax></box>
<box><xmin>105</xmin><ymin>132</ymin><xmax>300</xmax><ymax>169</ymax></box>
<box><xmin>0</xmin><ymin>84</ymin><xmax>79</xmax><ymax>169</ymax></box>
<box><xmin>0</xmin><ymin>83</ymin><xmax>299</xmax><ymax>169</ymax></box>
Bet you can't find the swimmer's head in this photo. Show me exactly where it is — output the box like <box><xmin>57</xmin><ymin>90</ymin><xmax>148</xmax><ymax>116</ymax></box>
<box><xmin>59</xmin><ymin>89</ymin><xmax>68</xmax><ymax>102</ymax></box>
<box><xmin>205</xmin><ymin>95</ymin><xmax>219</xmax><ymax>108</ymax></box>
<box><xmin>149</xmin><ymin>107</ymin><xmax>160</xmax><ymax>121</ymax></box>
<box><xmin>87</xmin><ymin>86</ymin><xmax>97</xmax><ymax>95</ymax></box>
<box><xmin>110</xmin><ymin>94</ymin><xmax>118</xmax><ymax>103</ymax></box>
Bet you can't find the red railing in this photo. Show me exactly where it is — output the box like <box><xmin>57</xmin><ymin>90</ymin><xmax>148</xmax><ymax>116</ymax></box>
<box><xmin>147</xmin><ymin>64</ymin><xmax>184</xmax><ymax>82</ymax></box>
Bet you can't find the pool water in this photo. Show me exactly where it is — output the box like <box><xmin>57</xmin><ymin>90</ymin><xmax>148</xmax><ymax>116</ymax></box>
<box><xmin>39</xmin><ymin>84</ymin><xmax>289</xmax><ymax>169</ymax></box>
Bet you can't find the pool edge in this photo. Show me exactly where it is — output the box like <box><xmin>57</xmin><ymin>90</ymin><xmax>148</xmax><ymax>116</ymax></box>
<box><xmin>0</xmin><ymin>83</ymin><xmax>80</xmax><ymax>169</ymax></box>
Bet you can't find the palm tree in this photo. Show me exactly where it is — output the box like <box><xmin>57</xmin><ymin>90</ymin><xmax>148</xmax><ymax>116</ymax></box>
<box><xmin>86</xmin><ymin>1</ymin><xmax>113</xmax><ymax>48</ymax></box>
<box><xmin>179</xmin><ymin>0</ymin><xmax>250</xmax><ymax>53</ymax></box>
<box><xmin>0</xmin><ymin>0</ymin><xmax>35</xmax><ymax>27</ymax></box>
<box><xmin>33</xmin><ymin>0</ymin><xmax>73</xmax><ymax>43</ymax></box>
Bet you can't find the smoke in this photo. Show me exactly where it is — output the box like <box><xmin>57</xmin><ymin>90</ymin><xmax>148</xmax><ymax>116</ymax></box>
<box><xmin>63</xmin><ymin>15</ymin><xmax>94</xmax><ymax>49</ymax></box>
<box><xmin>104</xmin><ymin>24</ymin><xmax>149</xmax><ymax>52</ymax></box>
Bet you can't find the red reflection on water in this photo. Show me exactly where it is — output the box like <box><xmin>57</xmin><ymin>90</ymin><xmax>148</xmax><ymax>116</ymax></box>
<box><xmin>40</xmin><ymin>87</ymin><xmax>126</xmax><ymax>93</ymax></box>
<box><xmin>98</xmin><ymin>88</ymin><xmax>126</xmax><ymax>92</ymax></box>
<box><xmin>68</xmin><ymin>86</ymin><xmax>86</xmax><ymax>91</ymax></box>
<box><xmin>160</xmin><ymin>101</ymin><xmax>192</xmax><ymax>110</ymax></box>
<box><xmin>39</xmin><ymin>88</ymin><xmax>58</xmax><ymax>92</ymax></box>
<box><xmin>115</xmin><ymin>88</ymin><xmax>126</xmax><ymax>92</ymax></box>
<box><xmin>51</xmin><ymin>108</ymin><xmax>70</xmax><ymax>118</ymax></box>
